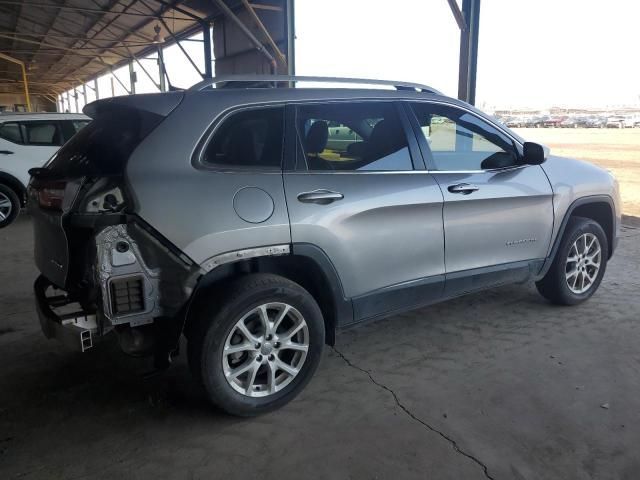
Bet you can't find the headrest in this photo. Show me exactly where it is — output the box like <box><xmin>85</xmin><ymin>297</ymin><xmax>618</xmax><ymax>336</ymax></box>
<box><xmin>367</xmin><ymin>119</ymin><xmax>406</xmax><ymax>160</ymax></box>
<box><xmin>305</xmin><ymin>121</ymin><xmax>329</xmax><ymax>154</ymax></box>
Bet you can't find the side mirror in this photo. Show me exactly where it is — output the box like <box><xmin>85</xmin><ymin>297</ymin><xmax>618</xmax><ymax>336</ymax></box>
<box><xmin>522</xmin><ymin>142</ymin><xmax>548</xmax><ymax>165</ymax></box>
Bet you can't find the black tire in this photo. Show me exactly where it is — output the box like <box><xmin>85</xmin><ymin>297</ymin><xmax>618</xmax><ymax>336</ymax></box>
<box><xmin>0</xmin><ymin>183</ymin><xmax>20</xmax><ymax>229</ymax></box>
<box><xmin>536</xmin><ymin>217</ymin><xmax>608</xmax><ymax>305</ymax></box>
<box><xmin>187</xmin><ymin>273</ymin><xmax>325</xmax><ymax>416</ymax></box>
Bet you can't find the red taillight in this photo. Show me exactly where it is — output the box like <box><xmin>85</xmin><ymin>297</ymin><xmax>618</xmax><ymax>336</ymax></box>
<box><xmin>37</xmin><ymin>181</ymin><xmax>66</xmax><ymax>210</ymax></box>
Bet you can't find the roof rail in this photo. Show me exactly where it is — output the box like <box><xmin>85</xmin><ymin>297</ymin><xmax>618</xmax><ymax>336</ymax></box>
<box><xmin>189</xmin><ymin>75</ymin><xmax>442</xmax><ymax>95</ymax></box>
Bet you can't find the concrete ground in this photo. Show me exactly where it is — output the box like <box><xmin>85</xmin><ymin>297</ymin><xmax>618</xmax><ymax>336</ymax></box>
<box><xmin>1</xmin><ymin>215</ymin><xmax>639</xmax><ymax>480</ymax></box>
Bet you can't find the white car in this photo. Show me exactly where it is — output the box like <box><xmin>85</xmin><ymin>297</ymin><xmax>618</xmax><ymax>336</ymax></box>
<box><xmin>623</xmin><ymin>115</ymin><xmax>640</xmax><ymax>128</ymax></box>
<box><xmin>0</xmin><ymin>113</ymin><xmax>90</xmax><ymax>227</ymax></box>
<box><xmin>605</xmin><ymin>115</ymin><xmax>625</xmax><ymax>128</ymax></box>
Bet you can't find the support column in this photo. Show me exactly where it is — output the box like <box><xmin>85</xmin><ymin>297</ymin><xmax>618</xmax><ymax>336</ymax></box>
<box><xmin>94</xmin><ymin>78</ymin><xmax>99</xmax><ymax>99</ymax></box>
<box><xmin>203</xmin><ymin>23</ymin><xmax>212</xmax><ymax>78</ymax></box>
<box><xmin>457</xmin><ymin>0</ymin><xmax>481</xmax><ymax>105</ymax></box>
<box><xmin>129</xmin><ymin>61</ymin><xmax>136</xmax><ymax>94</ymax></box>
<box><xmin>286</xmin><ymin>0</ymin><xmax>295</xmax><ymax>76</ymax></box>
<box><xmin>158</xmin><ymin>46</ymin><xmax>167</xmax><ymax>92</ymax></box>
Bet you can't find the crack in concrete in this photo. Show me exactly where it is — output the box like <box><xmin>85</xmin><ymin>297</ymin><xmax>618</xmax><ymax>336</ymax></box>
<box><xmin>333</xmin><ymin>347</ymin><xmax>495</xmax><ymax>480</ymax></box>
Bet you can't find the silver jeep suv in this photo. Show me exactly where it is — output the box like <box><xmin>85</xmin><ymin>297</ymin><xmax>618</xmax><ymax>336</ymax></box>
<box><xmin>29</xmin><ymin>76</ymin><xmax>621</xmax><ymax>416</ymax></box>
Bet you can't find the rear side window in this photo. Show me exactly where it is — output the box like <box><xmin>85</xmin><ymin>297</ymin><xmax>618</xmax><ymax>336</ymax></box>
<box><xmin>201</xmin><ymin>107</ymin><xmax>284</xmax><ymax>169</ymax></box>
<box><xmin>22</xmin><ymin>121</ymin><xmax>63</xmax><ymax>146</ymax></box>
<box><xmin>296</xmin><ymin>102</ymin><xmax>413</xmax><ymax>171</ymax></box>
<box><xmin>45</xmin><ymin>108</ymin><xmax>163</xmax><ymax>177</ymax></box>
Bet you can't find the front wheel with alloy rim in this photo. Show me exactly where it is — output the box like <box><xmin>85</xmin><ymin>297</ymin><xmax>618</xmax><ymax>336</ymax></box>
<box><xmin>188</xmin><ymin>273</ymin><xmax>324</xmax><ymax>416</ymax></box>
<box><xmin>0</xmin><ymin>184</ymin><xmax>20</xmax><ymax>229</ymax></box>
<box><xmin>536</xmin><ymin>216</ymin><xmax>608</xmax><ymax>305</ymax></box>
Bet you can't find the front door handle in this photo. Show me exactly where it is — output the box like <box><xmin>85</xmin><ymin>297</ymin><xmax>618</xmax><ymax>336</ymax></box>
<box><xmin>0</xmin><ymin>150</ymin><xmax>13</xmax><ymax>155</ymax></box>
<box><xmin>297</xmin><ymin>189</ymin><xmax>344</xmax><ymax>204</ymax></box>
<box><xmin>448</xmin><ymin>183</ymin><xmax>479</xmax><ymax>195</ymax></box>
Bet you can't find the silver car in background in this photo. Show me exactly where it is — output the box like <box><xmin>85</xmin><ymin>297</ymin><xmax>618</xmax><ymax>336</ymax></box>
<box><xmin>28</xmin><ymin>76</ymin><xmax>621</xmax><ymax>416</ymax></box>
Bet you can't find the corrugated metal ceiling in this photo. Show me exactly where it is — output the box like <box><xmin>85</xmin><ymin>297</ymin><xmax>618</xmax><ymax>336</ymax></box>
<box><xmin>0</xmin><ymin>0</ymin><xmax>226</xmax><ymax>97</ymax></box>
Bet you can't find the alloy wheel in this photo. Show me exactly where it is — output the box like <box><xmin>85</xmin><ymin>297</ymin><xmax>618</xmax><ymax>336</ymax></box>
<box><xmin>565</xmin><ymin>233</ymin><xmax>601</xmax><ymax>294</ymax></box>
<box><xmin>0</xmin><ymin>191</ymin><xmax>12</xmax><ymax>222</ymax></box>
<box><xmin>222</xmin><ymin>302</ymin><xmax>309</xmax><ymax>398</ymax></box>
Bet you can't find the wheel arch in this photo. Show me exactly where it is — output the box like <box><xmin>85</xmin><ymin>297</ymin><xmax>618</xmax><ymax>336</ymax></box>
<box><xmin>0</xmin><ymin>172</ymin><xmax>27</xmax><ymax>207</ymax></box>
<box><xmin>570</xmin><ymin>202</ymin><xmax>614</xmax><ymax>256</ymax></box>
<box><xmin>184</xmin><ymin>244</ymin><xmax>353</xmax><ymax>346</ymax></box>
<box><xmin>538</xmin><ymin>195</ymin><xmax>616</xmax><ymax>278</ymax></box>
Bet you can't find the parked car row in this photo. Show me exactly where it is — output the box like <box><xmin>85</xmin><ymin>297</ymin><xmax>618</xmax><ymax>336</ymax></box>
<box><xmin>497</xmin><ymin>113</ymin><xmax>640</xmax><ymax>129</ymax></box>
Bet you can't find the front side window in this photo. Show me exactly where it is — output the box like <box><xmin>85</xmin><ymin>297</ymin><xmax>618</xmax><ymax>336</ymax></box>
<box><xmin>296</xmin><ymin>102</ymin><xmax>413</xmax><ymax>171</ymax></box>
<box><xmin>410</xmin><ymin>103</ymin><xmax>519</xmax><ymax>171</ymax></box>
<box><xmin>201</xmin><ymin>107</ymin><xmax>284</xmax><ymax>169</ymax></box>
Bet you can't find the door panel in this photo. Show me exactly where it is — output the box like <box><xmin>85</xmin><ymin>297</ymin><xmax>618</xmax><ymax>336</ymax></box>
<box><xmin>406</xmin><ymin>101</ymin><xmax>555</xmax><ymax>276</ymax></box>
<box><xmin>434</xmin><ymin>166</ymin><xmax>554</xmax><ymax>273</ymax></box>
<box><xmin>284</xmin><ymin>172</ymin><xmax>444</xmax><ymax>298</ymax></box>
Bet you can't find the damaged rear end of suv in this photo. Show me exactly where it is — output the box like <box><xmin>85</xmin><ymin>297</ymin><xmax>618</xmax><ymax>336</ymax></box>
<box><xmin>28</xmin><ymin>87</ymin><xmax>328</xmax><ymax>417</ymax></box>
<box><xmin>29</xmin><ymin>92</ymin><xmax>199</xmax><ymax>366</ymax></box>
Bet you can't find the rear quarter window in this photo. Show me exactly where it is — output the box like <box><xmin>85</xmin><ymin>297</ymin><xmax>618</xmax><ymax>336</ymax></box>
<box><xmin>45</xmin><ymin>108</ymin><xmax>163</xmax><ymax>177</ymax></box>
<box><xmin>200</xmin><ymin>106</ymin><xmax>284</xmax><ymax>170</ymax></box>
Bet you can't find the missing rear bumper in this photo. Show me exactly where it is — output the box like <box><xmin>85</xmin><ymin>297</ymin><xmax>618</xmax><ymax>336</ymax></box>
<box><xmin>34</xmin><ymin>275</ymin><xmax>100</xmax><ymax>352</ymax></box>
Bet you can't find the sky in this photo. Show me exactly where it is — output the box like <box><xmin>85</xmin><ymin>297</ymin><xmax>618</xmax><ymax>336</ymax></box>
<box><xmin>62</xmin><ymin>0</ymin><xmax>640</xmax><ymax>112</ymax></box>
<box><xmin>294</xmin><ymin>0</ymin><xmax>640</xmax><ymax>109</ymax></box>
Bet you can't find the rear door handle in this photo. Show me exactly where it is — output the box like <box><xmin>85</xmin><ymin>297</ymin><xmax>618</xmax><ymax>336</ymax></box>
<box><xmin>0</xmin><ymin>150</ymin><xmax>13</xmax><ymax>155</ymax></box>
<box><xmin>447</xmin><ymin>183</ymin><xmax>479</xmax><ymax>195</ymax></box>
<box><xmin>297</xmin><ymin>189</ymin><xmax>344</xmax><ymax>204</ymax></box>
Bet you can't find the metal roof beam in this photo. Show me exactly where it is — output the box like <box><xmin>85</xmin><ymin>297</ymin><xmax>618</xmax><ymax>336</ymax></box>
<box><xmin>446</xmin><ymin>0</ymin><xmax>467</xmax><ymax>31</ymax></box>
<box><xmin>241</xmin><ymin>0</ymin><xmax>286</xmax><ymax>67</ymax></box>
<box><xmin>0</xmin><ymin>31</ymin><xmax>162</xmax><ymax>43</ymax></box>
<box><xmin>0</xmin><ymin>33</ymin><xmax>128</xmax><ymax>59</ymax></box>
<box><xmin>150</xmin><ymin>0</ymin><xmax>206</xmax><ymax>21</ymax></box>
<box><xmin>0</xmin><ymin>1</ymin><xmax>193</xmax><ymax>19</ymax></box>
<box><xmin>41</xmin><ymin>0</ymin><xmax>146</xmax><ymax>80</ymax></box>
<box><xmin>0</xmin><ymin>6</ymin><xmax>136</xmax><ymax>57</ymax></box>
<box><xmin>59</xmin><ymin>0</ymin><xmax>184</xmax><ymax>86</ymax></box>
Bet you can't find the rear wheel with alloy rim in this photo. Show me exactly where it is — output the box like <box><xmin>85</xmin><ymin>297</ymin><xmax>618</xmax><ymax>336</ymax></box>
<box><xmin>223</xmin><ymin>302</ymin><xmax>310</xmax><ymax>397</ymax></box>
<box><xmin>188</xmin><ymin>273</ymin><xmax>324</xmax><ymax>416</ymax></box>
<box><xmin>536</xmin><ymin>216</ymin><xmax>608</xmax><ymax>305</ymax></box>
<box><xmin>0</xmin><ymin>184</ymin><xmax>20</xmax><ymax>228</ymax></box>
